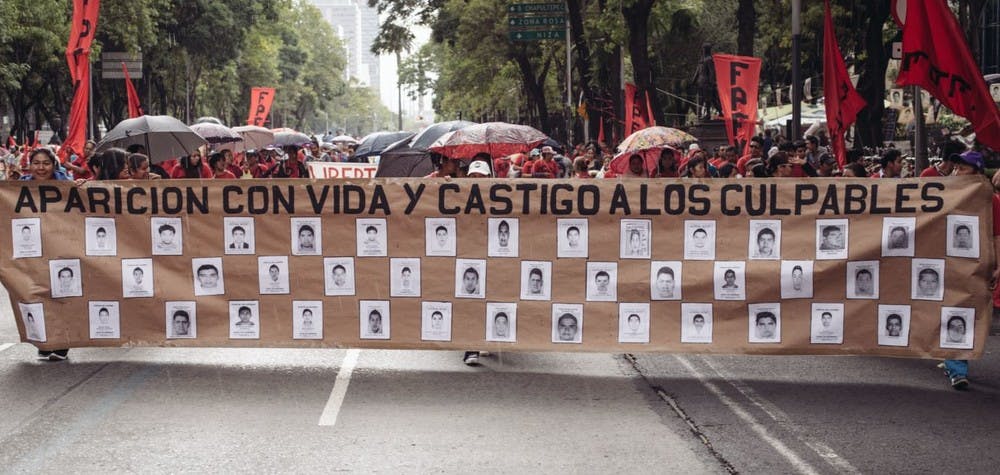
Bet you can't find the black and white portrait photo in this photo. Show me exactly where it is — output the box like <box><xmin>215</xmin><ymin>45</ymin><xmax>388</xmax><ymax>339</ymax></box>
<box><xmin>748</xmin><ymin>303</ymin><xmax>781</xmax><ymax>344</ymax></box>
<box><xmin>881</xmin><ymin>217</ymin><xmax>916</xmax><ymax>257</ymax></box>
<box><xmin>846</xmin><ymin>261</ymin><xmax>880</xmax><ymax>300</ymax></box>
<box><xmin>620</xmin><ymin>219</ymin><xmax>652</xmax><ymax>259</ymax></box>
<box><xmin>151</xmin><ymin>217</ymin><xmax>183</xmax><ymax>256</ymax></box>
<box><xmin>224</xmin><ymin>217</ymin><xmax>255</xmax><ymax>255</ymax></box>
<box><xmin>455</xmin><ymin>259</ymin><xmax>486</xmax><ymax>299</ymax></box>
<box><xmin>291</xmin><ymin>217</ymin><xmax>322</xmax><ymax>256</ymax></box>
<box><xmin>421</xmin><ymin>301</ymin><xmax>453</xmax><ymax>341</ymax></box>
<box><xmin>912</xmin><ymin>258</ymin><xmax>945</xmax><ymax>301</ymax></box>
<box><xmin>586</xmin><ymin>262</ymin><xmax>618</xmax><ymax>302</ymax></box>
<box><xmin>356</xmin><ymin>218</ymin><xmax>388</xmax><ymax>257</ymax></box>
<box><xmin>878</xmin><ymin>305</ymin><xmax>911</xmax><ymax>347</ymax></box>
<box><xmin>49</xmin><ymin>259</ymin><xmax>82</xmax><ymax>298</ymax></box>
<box><xmin>557</xmin><ymin>219</ymin><xmax>589</xmax><ymax>258</ymax></box>
<box><xmin>520</xmin><ymin>261</ymin><xmax>552</xmax><ymax>301</ymax></box>
<box><xmin>229</xmin><ymin>300</ymin><xmax>260</xmax><ymax>339</ymax></box>
<box><xmin>810</xmin><ymin>303</ymin><xmax>844</xmax><ymax>344</ymax></box>
<box><xmin>19</xmin><ymin>302</ymin><xmax>46</xmax><ymax>342</ymax></box>
<box><xmin>85</xmin><ymin>217</ymin><xmax>117</xmax><ymax>256</ymax></box>
<box><xmin>650</xmin><ymin>262</ymin><xmax>682</xmax><ymax>301</ymax></box>
<box><xmin>780</xmin><ymin>260</ymin><xmax>814</xmax><ymax>299</ymax></box>
<box><xmin>11</xmin><ymin>217</ymin><xmax>41</xmax><ymax>259</ymax></box>
<box><xmin>258</xmin><ymin>256</ymin><xmax>290</xmax><ymax>295</ymax></box>
<box><xmin>485</xmin><ymin>303</ymin><xmax>517</xmax><ymax>342</ymax></box>
<box><xmin>618</xmin><ymin>303</ymin><xmax>650</xmax><ymax>344</ymax></box>
<box><xmin>121</xmin><ymin>258</ymin><xmax>154</xmax><ymax>298</ymax></box>
<box><xmin>815</xmin><ymin>219</ymin><xmax>848</xmax><ymax>260</ymax></box>
<box><xmin>939</xmin><ymin>307</ymin><xmax>974</xmax><ymax>350</ymax></box>
<box><xmin>191</xmin><ymin>257</ymin><xmax>225</xmax><ymax>296</ymax></box>
<box><xmin>714</xmin><ymin>261</ymin><xmax>746</xmax><ymax>300</ymax></box>
<box><xmin>681</xmin><ymin>303</ymin><xmax>713</xmax><ymax>344</ymax></box>
<box><xmin>165</xmin><ymin>301</ymin><xmax>197</xmax><ymax>339</ymax></box>
<box><xmin>425</xmin><ymin>217</ymin><xmax>457</xmax><ymax>257</ymax></box>
<box><xmin>946</xmin><ymin>215</ymin><xmax>980</xmax><ymax>258</ymax></box>
<box><xmin>684</xmin><ymin>220</ymin><xmax>716</xmax><ymax>260</ymax></box>
<box><xmin>324</xmin><ymin>257</ymin><xmax>356</xmax><ymax>296</ymax></box>
<box><xmin>748</xmin><ymin>220</ymin><xmax>781</xmax><ymax>260</ymax></box>
<box><xmin>551</xmin><ymin>304</ymin><xmax>583</xmax><ymax>344</ymax></box>
<box><xmin>487</xmin><ymin>218</ymin><xmax>519</xmax><ymax>258</ymax></box>
<box><xmin>360</xmin><ymin>300</ymin><xmax>390</xmax><ymax>339</ymax></box>
<box><xmin>390</xmin><ymin>258</ymin><xmax>421</xmax><ymax>297</ymax></box>
<box><xmin>88</xmin><ymin>301</ymin><xmax>121</xmax><ymax>339</ymax></box>
<box><xmin>293</xmin><ymin>301</ymin><xmax>323</xmax><ymax>340</ymax></box>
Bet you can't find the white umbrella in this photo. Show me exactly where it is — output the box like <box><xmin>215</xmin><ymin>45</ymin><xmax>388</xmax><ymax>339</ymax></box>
<box><xmin>230</xmin><ymin>125</ymin><xmax>275</xmax><ymax>151</ymax></box>
<box><xmin>331</xmin><ymin>135</ymin><xmax>358</xmax><ymax>145</ymax></box>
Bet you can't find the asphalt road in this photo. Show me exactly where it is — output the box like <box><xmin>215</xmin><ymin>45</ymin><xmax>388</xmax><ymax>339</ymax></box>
<box><xmin>1</xmin><ymin>284</ymin><xmax>998</xmax><ymax>473</ymax></box>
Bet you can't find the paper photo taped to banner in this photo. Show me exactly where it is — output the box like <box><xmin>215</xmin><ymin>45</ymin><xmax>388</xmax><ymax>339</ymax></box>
<box><xmin>748</xmin><ymin>303</ymin><xmax>781</xmax><ymax>344</ymax></box>
<box><xmin>940</xmin><ymin>307</ymin><xmax>974</xmax><ymax>350</ymax></box>
<box><xmin>557</xmin><ymin>219</ymin><xmax>589</xmax><ymax>258</ymax></box>
<box><xmin>11</xmin><ymin>217</ymin><xmax>41</xmax><ymax>259</ymax></box>
<box><xmin>815</xmin><ymin>219</ymin><xmax>848</xmax><ymax>260</ymax></box>
<box><xmin>49</xmin><ymin>259</ymin><xmax>82</xmax><ymax>298</ymax></box>
<box><xmin>881</xmin><ymin>217</ymin><xmax>916</xmax><ymax>257</ymax></box>
<box><xmin>681</xmin><ymin>303</ymin><xmax>713</xmax><ymax>344</ymax></box>
<box><xmin>224</xmin><ymin>217</ymin><xmax>255</xmax><ymax>255</ymax></box>
<box><xmin>192</xmin><ymin>258</ymin><xmax>225</xmax><ymax>296</ymax></box>
<box><xmin>291</xmin><ymin>217</ymin><xmax>321</xmax><ymax>256</ymax></box>
<box><xmin>85</xmin><ymin>217</ymin><xmax>117</xmax><ymax>256</ymax></box>
<box><xmin>121</xmin><ymin>258</ymin><xmax>154</xmax><ymax>298</ymax></box>
<box><xmin>912</xmin><ymin>258</ymin><xmax>945</xmax><ymax>301</ymax></box>
<box><xmin>485</xmin><ymin>302</ymin><xmax>517</xmax><ymax>342</ymax></box>
<box><xmin>618</xmin><ymin>303</ymin><xmax>650</xmax><ymax>344</ymax></box>
<box><xmin>650</xmin><ymin>262</ymin><xmax>682</xmax><ymax>301</ymax></box>
<box><xmin>846</xmin><ymin>261</ymin><xmax>880</xmax><ymax>300</ymax></box>
<box><xmin>293</xmin><ymin>301</ymin><xmax>323</xmax><ymax>340</ymax></box>
<box><xmin>714</xmin><ymin>261</ymin><xmax>747</xmax><ymax>300</ymax></box>
<box><xmin>520</xmin><ymin>261</ymin><xmax>552</xmax><ymax>300</ymax></box>
<box><xmin>878</xmin><ymin>305</ymin><xmax>911</xmax><ymax>347</ymax></box>
<box><xmin>18</xmin><ymin>302</ymin><xmax>46</xmax><ymax>342</ymax></box>
<box><xmin>620</xmin><ymin>219</ymin><xmax>652</xmax><ymax>259</ymax></box>
<box><xmin>390</xmin><ymin>258</ymin><xmax>421</xmax><ymax>297</ymax></box>
<box><xmin>748</xmin><ymin>220</ymin><xmax>782</xmax><ymax>260</ymax></box>
<box><xmin>684</xmin><ymin>220</ymin><xmax>716</xmax><ymax>260</ymax></box>
<box><xmin>88</xmin><ymin>301</ymin><xmax>121</xmax><ymax>339</ymax></box>
<box><xmin>425</xmin><ymin>217</ymin><xmax>457</xmax><ymax>257</ymax></box>
<box><xmin>357</xmin><ymin>218</ymin><xmax>388</xmax><ymax>257</ymax></box>
<box><xmin>552</xmin><ymin>304</ymin><xmax>583</xmax><ymax>344</ymax></box>
<box><xmin>488</xmin><ymin>218</ymin><xmax>519</xmax><ymax>258</ymax></box>
<box><xmin>360</xmin><ymin>300</ymin><xmax>390</xmax><ymax>340</ymax></box>
<box><xmin>455</xmin><ymin>259</ymin><xmax>486</xmax><ymax>299</ymax></box>
<box><xmin>324</xmin><ymin>257</ymin><xmax>356</xmax><ymax>296</ymax></box>
<box><xmin>946</xmin><ymin>215</ymin><xmax>980</xmax><ymax>258</ymax></box>
<box><xmin>258</xmin><ymin>256</ymin><xmax>290</xmax><ymax>295</ymax></box>
<box><xmin>810</xmin><ymin>303</ymin><xmax>844</xmax><ymax>344</ymax></box>
<box><xmin>229</xmin><ymin>300</ymin><xmax>260</xmax><ymax>339</ymax></box>
<box><xmin>151</xmin><ymin>217</ymin><xmax>183</xmax><ymax>256</ymax></box>
<box><xmin>586</xmin><ymin>262</ymin><xmax>618</xmax><ymax>302</ymax></box>
<box><xmin>780</xmin><ymin>260</ymin><xmax>813</xmax><ymax>299</ymax></box>
<box><xmin>165</xmin><ymin>301</ymin><xmax>197</xmax><ymax>339</ymax></box>
<box><xmin>421</xmin><ymin>301</ymin><xmax>453</xmax><ymax>341</ymax></box>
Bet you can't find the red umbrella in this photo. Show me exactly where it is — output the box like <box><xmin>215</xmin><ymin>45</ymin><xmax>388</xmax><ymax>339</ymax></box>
<box><xmin>427</xmin><ymin>122</ymin><xmax>548</xmax><ymax>159</ymax></box>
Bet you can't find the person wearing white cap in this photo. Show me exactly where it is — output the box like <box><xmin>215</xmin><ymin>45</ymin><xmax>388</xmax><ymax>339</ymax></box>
<box><xmin>467</xmin><ymin>160</ymin><xmax>492</xmax><ymax>178</ymax></box>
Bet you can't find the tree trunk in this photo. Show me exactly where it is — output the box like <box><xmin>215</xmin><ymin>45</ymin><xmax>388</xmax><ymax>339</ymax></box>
<box><xmin>511</xmin><ymin>48</ymin><xmax>551</xmax><ymax>134</ymax></box>
<box><xmin>567</xmin><ymin>0</ymin><xmax>593</xmax><ymax>141</ymax></box>
<box><xmin>736</xmin><ymin>0</ymin><xmax>756</xmax><ymax>57</ymax></box>
<box><xmin>622</xmin><ymin>0</ymin><xmax>661</xmax><ymax>124</ymax></box>
<box><xmin>854</xmin><ymin>1</ymin><xmax>892</xmax><ymax>149</ymax></box>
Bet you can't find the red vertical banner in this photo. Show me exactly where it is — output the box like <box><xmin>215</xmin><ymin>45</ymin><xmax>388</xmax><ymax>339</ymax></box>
<box><xmin>63</xmin><ymin>0</ymin><xmax>100</xmax><ymax>161</ymax></box>
<box><xmin>247</xmin><ymin>87</ymin><xmax>276</xmax><ymax>126</ymax></box>
<box><xmin>624</xmin><ymin>83</ymin><xmax>650</xmax><ymax>136</ymax></box>
<box><xmin>712</xmin><ymin>54</ymin><xmax>761</xmax><ymax>152</ymax></box>
<box><xmin>823</xmin><ymin>0</ymin><xmax>867</xmax><ymax>166</ymax></box>
<box><xmin>123</xmin><ymin>63</ymin><xmax>143</xmax><ymax>118</ymax></box>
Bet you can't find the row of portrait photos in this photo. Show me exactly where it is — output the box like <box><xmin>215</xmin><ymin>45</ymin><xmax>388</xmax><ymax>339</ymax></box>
<box><xmin>18</xmin><ymin>300</ymin><xmax>975</xmax><ymax>350</ymax></box>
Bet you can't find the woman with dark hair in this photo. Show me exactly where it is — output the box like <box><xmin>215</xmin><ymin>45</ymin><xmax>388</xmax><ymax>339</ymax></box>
<box><xmin>127</xmin><ymin>153</ymin><xmax>161</xmax><ymax>180</ymax></box>
<box><xmin>169</xmin><ymin>150</ymin><xmax>213</xmax><ymax>179</ymax></box>
<box><xmin>653</xmin><ymin>148</ymin><xmax>679</xmax><ymax>178</ymax></box>
<box><xmin>683</xmin><ymin>155</ymin><xmax>712</xmax><ymax>178</ymax></box>
<box><xmin>92</xmin><ymin>147</ymin><xmax>130</xmax><ymax>180</ymax></box>
<box><xmin>209</xmin><ymin>152</ymin><xmax>237</xmax><ymax>179</ymax></box>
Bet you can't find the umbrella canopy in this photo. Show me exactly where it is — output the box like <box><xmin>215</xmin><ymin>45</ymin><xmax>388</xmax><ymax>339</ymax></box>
<box><xmin>194</xmin><ymin>116</ymin><xmax>225</xmax><ymax>126</ymax></box>
<box><xmin>375</xmin><ymin>142</ymin><xmax>434</xmax><ymax>178</ymax></box>
<box><xmin>354</xmin><ymin>131</ymin><xmax>415</xmax><ymax>160</ymax></box>
<box><xmin>428</xmin><ymin>122</ymin><xmax>548</xmax><ymax>159</ymax></box>
<box><xmin>231</xmin><ymin>125</ymin><xmax>274</xmax><ymax>151</ymax></box>
<box><xmin>409</xmin><ymin>120</ymin><xmax>476</xmax><ymax>151</ymax></box>
<box><xmin>330</xmin><ymin>135</ymin><xmax>359</xmax><ymax>145</ymax></box>
<box><xmin>272</xmin><ymin>131</ymin><xmax>313</xmax><ymax>148</ymax></box>
<box><xmin>607</xmin><ymin>146</ymin><xmax>678</xmax><ymax>177</ymax></box>
<box><xmin>95</xmin><ymin>115</ymin><xmax>207</xmax><ymax>164</ymax></box>
<box><xmin>190</xmin><ymin>123</ymin><xmax>243</xmax><ymax>144</ymax></box>
<box><xmin>616</xmin><ymin>126</ymin><xmax>697</xmax><ymax>156</ymax></box>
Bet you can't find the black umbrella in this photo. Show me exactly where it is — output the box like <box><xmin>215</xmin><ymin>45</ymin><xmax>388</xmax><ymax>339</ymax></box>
<box><xmin>354</xmin><ymin>131</ymin><xmax>415</xmax><ymax>160</ymax></box>
<box><xmin>95</xmin><ymin>115</ymin><xmax>207</xmax><ymax>164</ymax></box>
<box><xmin>375</xmin><ymin>141</ymin><xmax>434</xmax><ymax>177</ymax></box>
<box><xmin>541</xmin><ymin>137</ymin><xmax>565</xmax><ymax>154</ymax></box>
<box><xmin>409</xmin><ymin>120</ymin><xmax>477</xmax><ymax>151</ymax></box>
<box><xmin>272</xmin><ymin>131</ymin><xmax>312</xmax><ymax>148</ymax></box>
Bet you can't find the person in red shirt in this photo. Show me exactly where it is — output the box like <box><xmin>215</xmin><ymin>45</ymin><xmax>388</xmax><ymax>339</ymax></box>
<box><xmin>493</xmin><ymin>155</ymin><xmax>511</xmax><ymax>178</ymax></box>
<box><xmin>169</xmin><ymin>151</ymin><xmax>213</xmax><ymax>179</ymax></box>
<box><xmin>209</xmin><ymin>152</ymin><xmax>237</xmax><ymax>179</ymax></box>
<box><xmin>736</xmin><ymin>137</ymin><xmax>764</xmax><ymax>176</ymax></box>
<box><xmin>653</xmin><ymin>148</ymin><xmax>679</xmax><ymax>177</ymax></box>
<box><xmin>263</xmin><ymin>145</ymin><xmax>310</xmax><ymax>178</ymax></box>
<box><xmin>241</xmin><ymin>150</ymin><xmax>268</xmax><ymax>178</ymax></box>
<box><xmin>425</xmin><ymin>155</ymin><xmax>461</xmax><ymax>178</ymax></box>
<box><xmin>527</xmin><ymin>146</ymin><xmax>560</xmax><ymax>178</ymax></box>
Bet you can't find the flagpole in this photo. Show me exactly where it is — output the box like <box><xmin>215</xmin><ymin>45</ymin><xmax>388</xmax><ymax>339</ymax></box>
<box><xmin>913</xmin><ymin>85</ymin><xmax>927</xmax><ymax>172</ymax></box>
<box><xmin>791</xmin><ymin>0</ymin><xmax>802</xmax><ymax>140</ymax></box>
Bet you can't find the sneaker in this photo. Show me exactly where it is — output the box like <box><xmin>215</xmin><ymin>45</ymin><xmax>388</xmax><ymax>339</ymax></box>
<box><xmin>37</xmin><ymin>350</ymin><xmax>51</xmax><ymax>360</ymax></box>
<box><xmin>47</xmin><ymin>349</ymin><xmax>69</xmax><ymax>361</ymax></box>
<box><xmin>950</xmin><ymin>376</ymin><xmax>969</xmax><ymax>390</ymax></box>
<box><xmin>463</xmin><ymin>351</ymin><xmax>479</xmax><ymax>366</ymax></box>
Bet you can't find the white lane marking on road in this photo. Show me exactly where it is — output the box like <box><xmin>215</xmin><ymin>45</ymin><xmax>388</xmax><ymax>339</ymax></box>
<box><xmin>699</xmin><ymin>357</ymin><xmax>861</xmax><ymax>474</ymax></box>
<box><xmin>0</xmin><ymin>343</ymin><xmax>14</xmax><ymax>353</ymax></box>
<box><xmin>674</xmin><ymin>355</ymin><xmax>820</xmax><ymax>475</ymax></box>
<box><xmin>318</xmin><ymin>349</ymin><xmax>361</xmax><ymax>427</ymax></box>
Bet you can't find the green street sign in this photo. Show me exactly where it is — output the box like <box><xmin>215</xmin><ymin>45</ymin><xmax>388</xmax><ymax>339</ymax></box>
<box><xmin>509</xmin><ymin>30</ymin><xmax>566</xmax><ymax>41</ymax></box>
<box><xmin>507</xmin><ymin>3</ymin><xmax>566</xmax><ymax>14</ymax></box>
<box><xmin>509</xmin><ymin>16</ymin><xmax>566</xmax><ymax>27</ymax></box>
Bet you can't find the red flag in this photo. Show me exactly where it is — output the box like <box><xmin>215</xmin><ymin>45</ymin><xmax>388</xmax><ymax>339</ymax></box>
<box><xmin>713</xmin><ymin>53</ymin><xmax>762</xmax><ymax>153</ymax></box>
<box><xmin>896</xmin><ymin>0</ymin><xmax>1000</xmax><ymax>150</ymax></box>
<box><xmin>65</xmin><ymin>0</ymin><xmax>100</xmax><ymax>82</ymax></box>
<box><xmin>823</xmin><ymin>0</ymin><xmax>867</xmax><ymax>166</ymax></box>
<box><xmin>247</xmin><ymin>87</ymin><xmax>276</xmax><ymax>126</ymax></box>
<box><xmin>598</xmin><ymin>117</ymin><xmax>605</xmax><ymax>145</ymax></box>
<box><xmin>624</xmin><ymin>83</ymin><xmax>650</xmax><ymax>136</ymax></box>
<box><xmin>122</xmin><ymin>62</ymin><xmax>143</xmax><ymax>118</ymax></box>
<box><xmin>645</xmin><ymin>91</ymin><xmax>656</xmax><ymax>127</ymax></box>
<box><xmin>63</xmin><ymin>70</ymin><xmax>90</xmax><ymax>162</ymax></box>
